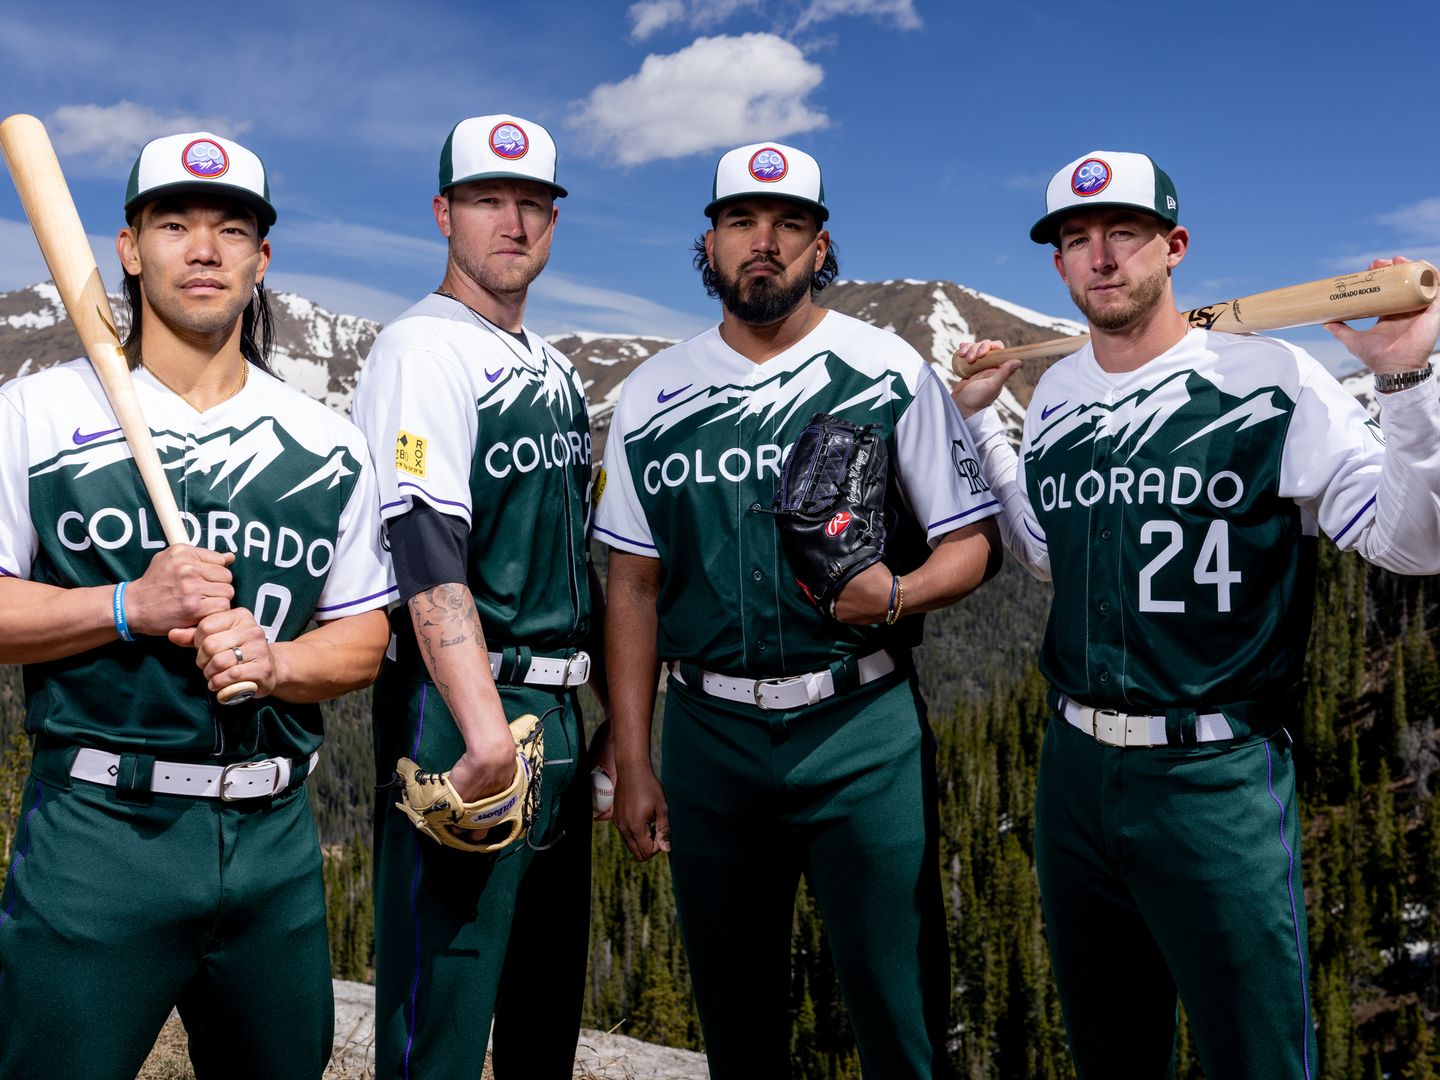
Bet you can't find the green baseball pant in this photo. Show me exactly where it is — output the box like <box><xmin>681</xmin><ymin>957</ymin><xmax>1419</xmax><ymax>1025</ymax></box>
<box><xmin>0</xmin><ymin>740</ymin><xmax>333</xmax><ymax>1080</ymax></box>
<box><xmin>371</xmin><ymin>677</ymin><xmax>590</xmax><ymax>1080</ymax></box>
<box><xmin>1035</xmin><ymin>715</ymin><xmax>1319</xmax><ymax>1079</ymax></box>
<box><xmin>661</xmin><ymin>671</ymin><xmax>953</xmax><ymax>1080</ymax></box>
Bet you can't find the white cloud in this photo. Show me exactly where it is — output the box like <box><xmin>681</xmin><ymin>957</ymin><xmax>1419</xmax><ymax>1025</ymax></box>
<box><xmin>47</xmin><ymin>102</ymin><xmax>250</xmax><ymax>173</ymax></box>
<box><xmin>0</xmin><ymin>217</ymin><xmax>122</xmax><ymax>293</ymax></box>
<box><xmin>628</xmin><ymin>0</ymin><xmax>765</xmax><ymax>39</ymax></box>
<box><xmin>794</xmin><ymin>0</ymin><xmax>921</xmax><ymax>31</ymax></box>
<box><xmin>280</xmin><ymin>218</ymin><xmax>447</xmax><ymax>271</ymax></box>
<box><xmin>572</xmin><ymin>34</ymin><xmax>828</xmax><ymax>164</ymax></box>
<box><xmin>629</xmin><ymin>0</ymin><xmax>687</xmax><ymax>38</ymax></box>
<box><xmin>529</xmin><ymin>272</ymin><xmax>711</xmax><ymax>339</ymax></box>
<box><xmin>1376</xmin><ymin>196</ymin><xmax>1440</xmax><ymax>243</ymax></box>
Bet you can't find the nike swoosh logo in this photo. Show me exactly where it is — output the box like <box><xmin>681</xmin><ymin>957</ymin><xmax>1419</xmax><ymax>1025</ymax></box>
<box><xmin>1040</xmin><ymin>401</ymin><xmax>1067</xmax><ymax>421</ymax></box>
<box><xmin>485</xmin><ymin>368</ymin><xmax>504</xmax><ymax>382</ymax></box>
<box><xmin>657</xmin><ymin>384</ymin><xmax>692</xmax><ymax>403</ymax></box>
<box><xmin>73</xmin><ymin>426</ymin><xmax>121</xmax><ymax>445</ymax></box>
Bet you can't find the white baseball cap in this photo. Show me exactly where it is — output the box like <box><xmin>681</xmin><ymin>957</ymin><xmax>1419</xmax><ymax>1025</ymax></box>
<box><xmin>704</xmin><ymin>142</ymin><xmax>828</xmax><ymax>222</ymax></box>
<box><xmin>125</xmin><ymin>132</ymin><xmax>275</xmax><ymax>232</ymax></box>
<box><xmin>1030</xmin><ymin>151</ymin><xmax>1178</xmax><ymax>245</ymax></box>
<box><xmin>439</xmin><ymin>115</ymin><xmax>567</xmax><ymax>198</ymax></box>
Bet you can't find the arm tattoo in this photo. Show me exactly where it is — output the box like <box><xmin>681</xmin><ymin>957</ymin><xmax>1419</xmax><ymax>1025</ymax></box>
<box><xmin>410</xmin><ymin>584</ymin><xmax>479</xmax><ymax>649</ymax></box>
<box><xmin>408</xmin><ymin>584</ymin><xmax>484</xmax><ymax>699</ymax></box>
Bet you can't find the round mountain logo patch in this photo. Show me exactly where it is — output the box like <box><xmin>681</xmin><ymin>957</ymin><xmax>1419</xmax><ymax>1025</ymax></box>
<box><xmin>182</xmin><ymin>139</ymin><xmax>229</xmax><ymax>179</ymax></box>
<box><xmin>749</xmin><ymin>148</ymin><xmax>787</xmax><ymax>183</ymax></box>
<box><xmin>825</xmin><ymin>510</ymin><xmax>851</xmax><ymax>537</ymax></box>
<box><xmin>490</xmin><ymin>123</ymin><xmax>529</xmax><ymax>160</ymax></box>
<box><xmin>1071</xmin><ymin>158</ymin><xmax>1110</xmax><ymax>197</ymax></box>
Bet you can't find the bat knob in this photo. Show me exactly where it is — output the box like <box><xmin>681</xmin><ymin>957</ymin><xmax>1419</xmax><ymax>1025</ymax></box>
<box><xmin>218</xmin><ymin>680</ymin><xmax>258</xmax><ymax>706</ymax></box>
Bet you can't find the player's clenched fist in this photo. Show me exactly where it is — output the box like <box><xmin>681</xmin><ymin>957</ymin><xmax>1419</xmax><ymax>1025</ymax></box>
<box><xmin>950</xmin><ymin>339</ymin><xmax>1021</xmax><ymax>418</ymax></box>
<box><xmin>173</xmin><ymin>607</ymin><xmax>275</xmax><ymax>699</ymax></box>
<box><xmin>124</xmin><ymin>544</ymin><xmax>236</xmax><ymax>636</ymax></box>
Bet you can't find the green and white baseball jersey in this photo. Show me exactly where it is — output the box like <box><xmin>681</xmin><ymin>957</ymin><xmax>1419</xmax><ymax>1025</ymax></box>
<box><xmin>350</xmin><ymin>293</ymin><xmax>593</xmax><ymax>656</ymax></box>
<box><xmin>967</xmin><ymin>328</ymin><xmax>1440</xmax><ymax>723</ymax></box>
<box><xmin>594</xmin><ymin>310</ymin><xmax>1001</xmax><ymax>675</ymax></box>
<box><xmin>0</xmin><ymin>360</ymin><xmax>393</xmax><ymax>758</ymax></box>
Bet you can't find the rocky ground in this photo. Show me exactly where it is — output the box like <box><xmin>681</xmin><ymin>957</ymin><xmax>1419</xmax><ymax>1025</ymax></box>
<box><xmin>139</xmin><ymin>979</ymin><xmax>708</xmax><ymax>1080</ymax></box>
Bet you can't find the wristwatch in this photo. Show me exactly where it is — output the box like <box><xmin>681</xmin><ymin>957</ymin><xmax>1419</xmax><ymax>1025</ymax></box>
<box><xmin>1374</xmin><ymin>365</ymin><xmax>1435</xmax><ymax>394</ymax></box>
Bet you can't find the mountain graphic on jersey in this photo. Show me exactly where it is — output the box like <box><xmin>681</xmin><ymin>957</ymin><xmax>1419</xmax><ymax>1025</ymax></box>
<box><xmin>1027</xmin><ymin>368</ymin><xmax>1302</xmax><ymax>470</ymax></box>
<box><xmin>27</xmin><ymin>416</ymin><xmax>364</xmax><ymax>640</ymax></box>
<box><xmin>626</xmin><ymin>350</ymin><xmax>908</xmax><ymax>448</ymax></box>
<box><xmin>477</xmin><ymin>346</ymin><xmax>583</xmax><ymax>422</ymax></box>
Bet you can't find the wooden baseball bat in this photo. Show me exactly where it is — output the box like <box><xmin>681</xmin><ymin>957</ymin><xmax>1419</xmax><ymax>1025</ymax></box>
<box><xmin>0</xmin><ymin>113</ymin><xmax>256</xmax><ymax>705</ymax></box>
<box><xmin>952</xmin><ymin>261</ymin><xmax>1440</xmax><ymax>378</ymax></box>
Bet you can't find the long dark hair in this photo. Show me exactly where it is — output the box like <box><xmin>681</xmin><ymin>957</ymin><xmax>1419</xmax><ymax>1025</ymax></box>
<box><xmin>120</xmin><ymin>273</ymin><xmax>276</xmax><ymax>374</ymax></box>
<box><xmin>691</xmin><ymin>236</ymin><xmax>839</xmax><ymax>299</ymax></box>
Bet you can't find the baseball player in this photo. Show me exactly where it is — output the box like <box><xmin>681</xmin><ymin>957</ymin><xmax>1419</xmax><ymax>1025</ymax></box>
<box><xmin>351</xmin><ymin>114</ymin><xmax>607</xmax><ymax>1079</ymax></box>
<box><xmin>0</xmin><ymin>131</ymin><xmax>393</xmax><ymax>1079</ymax></box>
<box><xmin>953</xmin><ymin>150</ymin><xmax>1440</xmax><ymax>1078</ymax></box>
<box><xmin>597</xmin><ymin>142</ymin><xmax>1002</xmax><ymax>1078</ymax></box>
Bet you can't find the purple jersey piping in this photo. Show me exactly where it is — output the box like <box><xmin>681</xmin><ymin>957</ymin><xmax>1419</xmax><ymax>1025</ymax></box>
<box><xmin>593</xmin><ymin>524</ymin><xmax>657</xmax><ymax>550</ymax></box>
<box><xmin>314</xmin><ymin>585</ymin><xmax>399</xmax><ymax>614</ymax></box>
<box><xmin>1265</xmin><ymin>740</ymin><xmax>1313</xmax><ymax>1080</ymax></box>
<box><xmin>1331</xmin><ymin>493</ymin><xmax>1376</xmax><ymax>543</ymax></box>
<box><xmin>928</xmin><ymin>499</ymin><xmax>1001</xmax><ymax>530</ymax></box>
<box><xmin>403</xmin><ymin>682</ymin><xmax>429</xmax><ymax>1076</ymax></box>
<box><xmin>397</xmin><ymin>482</ymin><xmax>471</xmax><ymax>514</ymax></box>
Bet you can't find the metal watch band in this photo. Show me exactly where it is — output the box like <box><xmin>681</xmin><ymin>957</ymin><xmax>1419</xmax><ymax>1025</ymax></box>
<box><xmin>1374</xmin><ymin>365</ymin><xmax>1434</xmax><ymax>393</ymax></box>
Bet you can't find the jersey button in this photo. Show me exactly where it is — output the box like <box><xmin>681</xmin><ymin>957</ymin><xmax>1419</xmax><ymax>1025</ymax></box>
<box><xmin>1098</xmin><ymin>600</ymin><xmax>1111</xmax><ymax>614</ymax></box>
<box><xmin>1098</xmin><ymin>670</ymin><xmax>1111</xmax><ymax>684</ymax></box>
<box><xmin>1100</xmin><ymin>528</ymin><xmax>1112</xmax><ymax>541</ymax></box>
<box><xmin>750</xmin><ymin>502</ymin><xmax>763</xmax><ymax>512</ymax></box>
<box><xmin>752</xmin><ymin>569</ymin><xmax>763</xmax><ymax>581</ymax></box>
<box><xmin>756</xmin><ymin>640</ymin><xmax>768</xmax><ymax>652</ymax></box>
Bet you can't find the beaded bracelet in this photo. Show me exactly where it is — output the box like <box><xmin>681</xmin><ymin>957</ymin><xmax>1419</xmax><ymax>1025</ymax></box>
<box><xmin>113</xmin><ymin>581</ymin><xmax>135</xmax><ymax>642</ymax></box>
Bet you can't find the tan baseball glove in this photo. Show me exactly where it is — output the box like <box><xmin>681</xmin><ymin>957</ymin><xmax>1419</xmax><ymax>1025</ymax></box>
<box><xmin>394</xmin><ymin>713</ymin><xmax>544</xmax><ymax>853</ymax></box>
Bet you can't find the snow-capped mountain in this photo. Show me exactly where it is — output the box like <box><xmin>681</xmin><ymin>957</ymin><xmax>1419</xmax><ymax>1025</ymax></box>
<box><xmin>0</xmin><ymin>276</ymin><xmax>1094</xmax><ymax>458</ymax></box>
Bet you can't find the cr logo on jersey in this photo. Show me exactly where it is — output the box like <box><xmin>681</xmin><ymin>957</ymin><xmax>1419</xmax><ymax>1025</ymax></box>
<box><xmin>182</xmin><ymin>139</ymin><xmax>229</xmax><ymax>178</ymax></box>
<box><xmin>749</xmin><ymin>148</ymin><xmax>787</xmax><ymax>182</ymax></box>
<box><xmin>490</xmin><ymin>122</ymin><xmax>528</xmax><ymax>159</ymax></box>
<box><xmin>951</xmin><ymin>442</ymin><xmax>990</xmax><ymax>495</ymax></box>
<box><xmin>825</xmin><ymin>511</ymin><xmax>851</xmax><ymax>537</ymax></box>
<box><xmin>1071</xmin><ymin>158</ymin><xmax>1111</xmax><ymax>197</ymax></box>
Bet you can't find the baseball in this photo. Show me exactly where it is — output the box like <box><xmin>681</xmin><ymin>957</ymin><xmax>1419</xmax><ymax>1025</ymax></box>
<box><xmin>590</xmin><ymin>767</ymin><xmax>615</xmax><ymax>814</ymax></box>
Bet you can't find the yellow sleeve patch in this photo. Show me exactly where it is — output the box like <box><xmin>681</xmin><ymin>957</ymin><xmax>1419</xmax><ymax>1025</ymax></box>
<box><xmin>592</xmin><ymin>466</ymin><xmax>606</xmax><ymax>509</ymax></box>
<box><xmin>395</xmin><ymin>431</ymin><xmax>428</xmax><ymax>478</ymax></box>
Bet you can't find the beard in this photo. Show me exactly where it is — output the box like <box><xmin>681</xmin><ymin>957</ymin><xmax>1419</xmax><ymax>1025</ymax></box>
<box><xmin>713</xmin><ymin>257</ymin><xmax>812</xmax><ymax>326</ymax></box>
<box><xmin>450</xmin><ymin>239</ymin><xmax>551</xmax><ymax>297</ymax></box>
<box><xmin>1069</xmin><ymin>263</ymin><xmax>1168</xmax><ymax>331</ymax></box>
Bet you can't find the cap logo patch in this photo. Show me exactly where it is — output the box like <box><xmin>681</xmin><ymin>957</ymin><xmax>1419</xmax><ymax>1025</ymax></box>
<box><xmin>1166</xmin><ymin>195</ymin><xmax>1177</xmax><ymax>210</ymax></box>
<box><xmin>489</xmin><ymin>122</ymin><xmax>529</xmax><ymax>160</ymax></box>
<box><xmin>749</xmin><ymin>147</ymin><xmax>788</xmax><ymax>183</ymax></box>
<box><xmin>181</xmin><ymin>139</ymin><xmax>229</xmax><ymax>179</ymax></box>
<box><xmin>1071</xmin><ymin>158</ymin><xmax>1110</xmax><ymax>197</ymax></box>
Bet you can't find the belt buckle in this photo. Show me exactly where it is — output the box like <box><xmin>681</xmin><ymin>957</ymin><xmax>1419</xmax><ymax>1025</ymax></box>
<box><xmin>1093</xmin><ymin>708</ymin><xmax>1128</xmax><ymax>747</ymax></box>
<box><xmin>220</xmin><ymin>759</ymin><xmax>279</xmax><ymax>802</ymax></box>
<box><xmin>752</xmin><ymin>675</ymin><xmax>797</xmax><ymax>712</ymax></box>
<box><xmin>562</xmin><ymin>652</ymin><xmax>580</xmax><ymax>687</ymax></box>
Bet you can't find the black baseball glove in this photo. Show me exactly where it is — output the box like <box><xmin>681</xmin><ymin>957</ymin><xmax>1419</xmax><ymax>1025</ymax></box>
<box><xmin>765</xmin><ymin>412</ymin><xmax>890</xmax><ymax>616</ymax></box>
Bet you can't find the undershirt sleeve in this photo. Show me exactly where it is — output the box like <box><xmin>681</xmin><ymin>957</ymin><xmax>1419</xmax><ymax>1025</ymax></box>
<box><xmin>386</xmin><ymin>501</ymin><xmax>470</xmax><ymax>603</ymax></box>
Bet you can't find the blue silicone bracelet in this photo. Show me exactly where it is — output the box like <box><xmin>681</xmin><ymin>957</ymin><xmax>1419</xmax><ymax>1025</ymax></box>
<box><xmin>114</xmin><ymin>581</ymin><xmax>135</xmax><ymax>642</ymax></box>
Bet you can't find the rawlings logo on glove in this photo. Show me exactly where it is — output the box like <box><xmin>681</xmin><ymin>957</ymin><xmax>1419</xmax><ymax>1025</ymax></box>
<box><xmin>394</xmin><ymin>713</ymin><xmax>544</xmax><ymax>853</ymax></box>
<box><xmin>763</xmin><ymin>413</ymin><xmax>891</xmax><ymax>617</ymax></box>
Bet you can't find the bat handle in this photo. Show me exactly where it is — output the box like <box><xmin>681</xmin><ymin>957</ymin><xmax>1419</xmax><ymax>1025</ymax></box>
<box><xmin>218</xmin><ymin>681</ymin><xmax>258</xmax><ymax>706</ymax></box>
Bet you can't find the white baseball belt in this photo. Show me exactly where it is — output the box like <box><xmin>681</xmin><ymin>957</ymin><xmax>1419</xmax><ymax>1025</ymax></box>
<box><xmin>490</xmin><ymin>650</ymin><xmax>590</xmax><ymax>688</ymax></box>
<box><xmin>71</xmin><ymin>748</ymin><xmax>320</xmax><ymax>801</ymax></box>
<box><xmin>1058</xmin><ymin>695</ymin><xmax>1234</xmax><ymax>748</ymax></box>
<box><xmin>671</xmin><ymin>649</ymin><xmax>896</xmax><ymax>711</ymax></box>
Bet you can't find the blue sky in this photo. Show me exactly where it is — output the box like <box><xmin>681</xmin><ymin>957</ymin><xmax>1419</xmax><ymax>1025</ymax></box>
<box><xmin>3</xmin><ymin>0</ymin><xmax>1437</xmax><ymax>371</ymax></box>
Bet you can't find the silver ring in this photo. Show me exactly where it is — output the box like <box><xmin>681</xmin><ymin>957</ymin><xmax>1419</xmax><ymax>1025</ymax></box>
<box><xmin>233</xmin><ymin>646</ymin><xmax>245</xmax><ymax>664</ymax></box>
